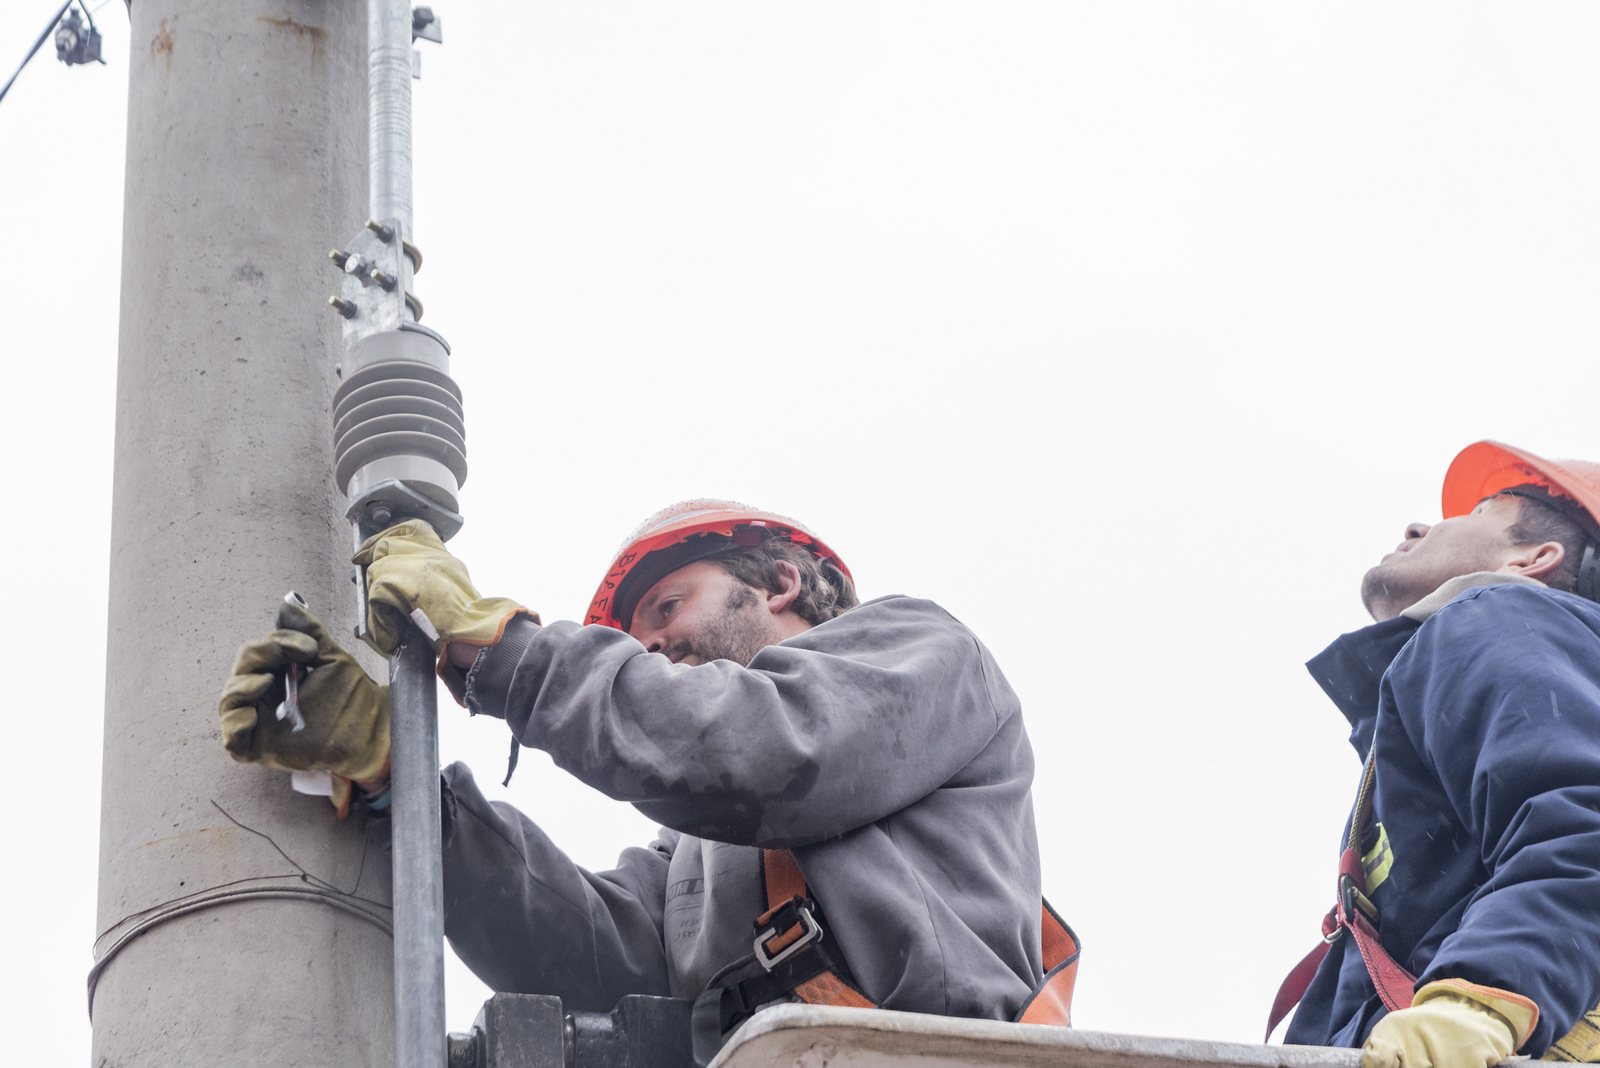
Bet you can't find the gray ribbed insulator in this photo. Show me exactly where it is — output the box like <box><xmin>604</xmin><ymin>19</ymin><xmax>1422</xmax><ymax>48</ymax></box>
<box><xmin>332</xmin><ymin>326</ymin><xmax>466</xmax><ymax>536</ymax></box>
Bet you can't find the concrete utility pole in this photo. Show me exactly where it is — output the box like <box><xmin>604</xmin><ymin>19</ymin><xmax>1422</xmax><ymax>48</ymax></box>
<box><xmin>92</xmin><ymin>3</ymin><xmax>395</xmax><ymax>1065</ymax></box>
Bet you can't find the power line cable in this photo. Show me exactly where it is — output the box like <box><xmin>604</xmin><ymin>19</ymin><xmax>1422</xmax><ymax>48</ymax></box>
<box><xmin>0</xmin><ymin>0</ymin><xmax>75</xmax><ymax>107</ymax></box>
<box><xmin>78</xmin><ymin>0</ymin><xmax>106</xmax><ymax>43</ymax></box>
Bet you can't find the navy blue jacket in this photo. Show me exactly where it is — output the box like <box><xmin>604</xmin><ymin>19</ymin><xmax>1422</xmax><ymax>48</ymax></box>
<box><xmin>1285</xmin><ymin>584</ymin><xmax>1600</xmax><ymax>1053</ymax></box>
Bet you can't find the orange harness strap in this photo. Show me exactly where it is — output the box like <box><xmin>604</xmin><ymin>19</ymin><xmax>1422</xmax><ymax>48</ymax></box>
<box><xmin>759</xmin><ymin>849</ymin><xmax>1080</xmax><ymax>1026</ymax></box>
<box><xmin>757</xmin><ymin>850</ymin><xmax>876</xmax><ymax>1009</ymax></box>
<box><xmin>1018</xmin><ymin>899</ymin><xmax>1081</xmax><ymax>1026</ymax></box>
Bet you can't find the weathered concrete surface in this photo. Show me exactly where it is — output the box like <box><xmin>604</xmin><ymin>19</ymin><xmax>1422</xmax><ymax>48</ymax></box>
<box><xmin>712</xmin><ymin>1007</ymin><xmax>1364</xmax><ymax>1068</ymax></box>
<box><xmin>93</xmin><ymin>1</ymin><xmax>395</xmax><ymax>1064</ymax></box>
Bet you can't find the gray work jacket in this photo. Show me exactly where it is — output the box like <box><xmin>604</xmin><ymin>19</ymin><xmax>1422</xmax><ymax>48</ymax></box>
<box><xmin>439</xmin><ymin>595</ymin><xmax>1045</xmax><ymax>1021</ymax></box>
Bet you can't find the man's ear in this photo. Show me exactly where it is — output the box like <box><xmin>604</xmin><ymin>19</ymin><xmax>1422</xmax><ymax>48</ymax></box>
<box><xmin>1502</xmin><ymin>540</ymin><xmax>1566</xmax><ymax>580</ymax></box>
<box><xmin>766</xmin><ymin>560</ymin><xmax>804</xmax><ymax>615</ymax></box>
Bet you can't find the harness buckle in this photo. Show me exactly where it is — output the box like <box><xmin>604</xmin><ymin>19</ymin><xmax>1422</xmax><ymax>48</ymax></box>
<box><xmin>753</xmin><ymin>899</ymin><xmax>822</xmax><ymax>971</ymax></box>
<box><xmin>1320</xmin><ymin>906</ymin><xmax>1345</xmax><ymax>944</ymax></box>
<box><xmin>1338</xmin><ymin>874</ymin><xmax>1378</xmax><ymax>924</ymax></box>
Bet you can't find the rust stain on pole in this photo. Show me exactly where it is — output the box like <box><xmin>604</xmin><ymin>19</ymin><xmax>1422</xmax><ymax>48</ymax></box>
<box><xmin>258</xmin><ymin>16</ymin><xmax>329</xmax><ymax>41</ymax></box>
<box><xmin>149</xmin><ymin>19</ymin><xmax>174</xmax><ymax>67</ymax></box>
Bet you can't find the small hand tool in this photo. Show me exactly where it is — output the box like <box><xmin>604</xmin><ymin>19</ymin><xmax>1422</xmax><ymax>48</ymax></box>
<box><xmin>275</xmin><ymin>591</ymin><xmax>308</xmax><ymax>732</ymax></box>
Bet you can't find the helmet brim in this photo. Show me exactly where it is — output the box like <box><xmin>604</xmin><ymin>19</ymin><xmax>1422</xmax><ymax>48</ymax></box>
<box><xmin>1442</xmin><ymin>440</ymin><xmax>1600</xmax><ymax>533</ymax></box>
<box><xmin>586</xmin><ymin>502</ymin><xmax>850</xmax><ymax>631</ymax></box>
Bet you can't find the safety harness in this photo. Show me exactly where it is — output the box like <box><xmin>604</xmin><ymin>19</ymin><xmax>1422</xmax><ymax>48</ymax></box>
<box><xmin>1267</xmin><ymin>748</ymin><xmax>1414</xmax><ymax>1041</ymax></box>
<box><xmin>1266</xmin><ymin>750</ymin><xmax>1600</xmax><ymax>1061</ymax></box>
<box><xmin>691</xmin><ymin>848</ymin><xmax>1081</xmax><ymax>1065</ymax></box>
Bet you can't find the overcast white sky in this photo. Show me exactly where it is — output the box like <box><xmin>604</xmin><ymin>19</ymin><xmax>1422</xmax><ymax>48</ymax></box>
<box><xmin>6</xmin><ymin>3</ymin><xmax>1600</xmax><ymax>1064</ymax></box>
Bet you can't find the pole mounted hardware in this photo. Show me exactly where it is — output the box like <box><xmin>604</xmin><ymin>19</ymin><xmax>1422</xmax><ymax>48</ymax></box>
<box><xmin>328</xmin><ymin>3</ymin><xmax>459</xmax><ymax>549</ymax></box>
<box><xmin>410</xmin><ymin>6</ymin><xmax>442</xmax><ymax>78</ymax></box>
<box><xmin>327</xmin><ymin>217</ymin><xmax>466</xmax><ymax>547</ymax></box>
<box><xmin>54</xmin><ymin>7</ymin><xmax>103</xmax><ymax>66</ymax></box>
<box><xmin>0</xmin><ymin>1</ymin><xmax>104</xmax><ymax>107</ymax></box>
<box><xmin>413</xmin><ymin>7</ymin><xmax>442</xmax><ymax>44</ymax></box>
<box><xmin>329</xmin><ymin>3</ymin><xmax>454</xmax><ymax>1067</ymax></box>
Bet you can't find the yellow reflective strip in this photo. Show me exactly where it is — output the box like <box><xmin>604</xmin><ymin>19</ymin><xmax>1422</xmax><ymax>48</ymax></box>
<box><xmin>1545</xmin><ymin>1006</ymin><xmax>1600</xmax><ymax>1062</ymax></box>
<box><xmin>1362</xmin><ymin>822</ymin><xmax>1394</xmax><ymax>891</ymax></box>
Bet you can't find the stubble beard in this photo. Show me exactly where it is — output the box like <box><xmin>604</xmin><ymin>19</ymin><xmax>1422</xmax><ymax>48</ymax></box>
<box><xmin>661</xmin><ymin>584</ymin><xmax>773</xmax><ymax>666</ymax></box>
<box><xmin>1359</xmin><ymin>561</ymin><xmax>1431</xmax><ymax>623</ymax></box>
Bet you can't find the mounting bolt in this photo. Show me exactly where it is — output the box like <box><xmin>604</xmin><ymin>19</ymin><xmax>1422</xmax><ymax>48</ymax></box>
<box><xmin>446</xmin><ymin>1031</ymin><xmax>479</xmax><ymax>1068</ymax></box>
<box><xmin>328</xmin><ymin>296</ymin><xmax>357</xmax><ymax>319</ymax></box>
<box><xmin>365</xmin><ymin>219</ymin><xmax>395</xmax><ymax>242</ymax></box>
<box><xmin>413</xmin><ymin>7</ymin><xmax>444</xmax><ymax>45</ymax></box>
<box><xmin>341</xmin><ymin>253</ymin><xmax>368</xmax><ymax>277</ymax></box>
<box><xmin>369</xmin><ymin>504</ymin><xmax>394</xmax><ymax>528</ymax></box>
<box><xmin>369</xmin><ymin>269</ymin><xmax>397</xmax><ymax>292</ymax></box>
<box><xmin>328</xmin><ymin>248</ymin><xmax>350</xmax><ymax>268</ymax></box>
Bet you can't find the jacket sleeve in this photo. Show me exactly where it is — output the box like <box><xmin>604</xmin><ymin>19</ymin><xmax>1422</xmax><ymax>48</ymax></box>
<box><xmin>439</xmin><ymin>761</ymin><xmax>673</xmax><ymax>1009</ymax></box>
<box><xmin>464</xmin><ymin>598</ymin><xmax>1013</xmax><ymax>847</ymax></box>
<box><xmin>1391</xmin><ymin>586</ymin><xmax>1600</xmax><ymax>1050</ymax></box>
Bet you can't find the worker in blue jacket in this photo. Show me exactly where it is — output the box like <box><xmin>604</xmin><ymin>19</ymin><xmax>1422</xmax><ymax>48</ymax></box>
<box><xmin>1278</xmin><ymin>441</ymin><xmax>1600</xmax><ymax>1068</ymax></box>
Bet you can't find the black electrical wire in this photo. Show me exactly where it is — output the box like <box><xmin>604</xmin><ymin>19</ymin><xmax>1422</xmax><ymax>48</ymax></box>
<box><xmin>79</xmin><ymin>0</ymin><xmax>108</xmax><ymax>66</ymax></box>
<box><xmin>86</xmin><ymin>799</ymin><xmax>396</xmax><ymax>1019</ymax></box>
<box><xmin>78</xmin><ymin>0</ymin><xmax>109</xmax><ymax>57</ymax></box>
<box><xmin>0</xmin><ymin>0</ymin><xmax>79</xmax><ymax>107</ymax></box>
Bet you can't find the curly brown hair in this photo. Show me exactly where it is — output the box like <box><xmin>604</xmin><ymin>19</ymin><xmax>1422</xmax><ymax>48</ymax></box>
<box><xmin>708</xmin><ymin>532</ymin><xmax>858</xmax><ymax>625</ymax></box>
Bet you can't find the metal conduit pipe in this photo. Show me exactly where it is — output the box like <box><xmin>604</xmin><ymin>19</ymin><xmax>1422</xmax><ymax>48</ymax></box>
<box><xmin>368</xmin><ymin>0</ymin><xmax>413</xmax><ymax>235</ymax></box>
<box><xmin>390</xmin><ymin>631</ymin><xmax>447</xmax><ymax>1068</ymax></box>
<box><xmin>328</xmin><ymin>0</ymin><xmax>459</xmax><ymax>1064</ymax></box>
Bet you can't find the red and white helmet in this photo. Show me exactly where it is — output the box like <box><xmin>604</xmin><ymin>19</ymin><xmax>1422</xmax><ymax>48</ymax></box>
<box><xmin>586</xmin><ymin>500</ymin><xmax>851</xmax><ymax>631</ymax></box>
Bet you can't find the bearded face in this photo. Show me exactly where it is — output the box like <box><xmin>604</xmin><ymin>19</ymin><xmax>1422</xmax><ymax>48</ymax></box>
<box><xmin>628</xmin><ymin>560</ymin><xmax>789</xmax><ymax>666</ymax></box>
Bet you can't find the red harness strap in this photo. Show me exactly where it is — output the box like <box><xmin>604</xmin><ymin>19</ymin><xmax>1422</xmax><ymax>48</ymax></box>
<box><xmin>759</xmin><ymin>849</ymin><xmax>1081</xmax><ymax>1026</ymax></box>
<box><xmin>1266</xmin><ymin>752</ymin><xmax>1418</xmax><ymax>1040</ymax></box>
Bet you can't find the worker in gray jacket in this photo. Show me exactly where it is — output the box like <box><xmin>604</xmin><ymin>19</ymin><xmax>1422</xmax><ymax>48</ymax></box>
<box><xmin>218</xmin><ymin>500</ymin><xmax>1076</xmax><ymax>1046</ymax></box>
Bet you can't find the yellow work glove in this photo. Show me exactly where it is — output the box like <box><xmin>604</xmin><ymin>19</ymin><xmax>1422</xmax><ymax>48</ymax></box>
<box><xmin>352</xmin><ymin>519</ymin><xmax>532</xmax><ymax>658</ymax></box>
<box><xmin>218</xmin><ymin>598</ymin><xmax>391</xmax><ymax>818</ymax></box>
<box><xmin>1363</xmin><ymin>980</ymin><xmax>1539</xmax><ymax>1068</ymax></box>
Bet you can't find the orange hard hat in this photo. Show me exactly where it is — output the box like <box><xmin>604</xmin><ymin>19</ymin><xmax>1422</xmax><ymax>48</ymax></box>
<box><xmin>1442</xmin><ymin>441</ymin><xmax>1600</xmax><ymax>531</ymax></box>
<box><xmin>1443</xmin><ymin>441</ymin><xmax>1600</xmax><ymax>603</ymax></box>
<box><xmin>586</xmin><ymin>499</ymin><xmax>852</xmax><ymax>631</ymax></box>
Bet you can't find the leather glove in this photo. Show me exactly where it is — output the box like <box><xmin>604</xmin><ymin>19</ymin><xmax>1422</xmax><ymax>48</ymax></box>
<box><xmin>1363</xmin><ymin>980</ymin><xmax>1539</xmax><ymax>1068</ymax></box>
<box><xmin>218</xmin><ymin>598</ymin><xmax>392</xmax><ymax>817</ymax></box>
<box><xmin>352</xmin><ymin>519</ymin><xmax>533</xmax><ymax>658</ymax></box>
